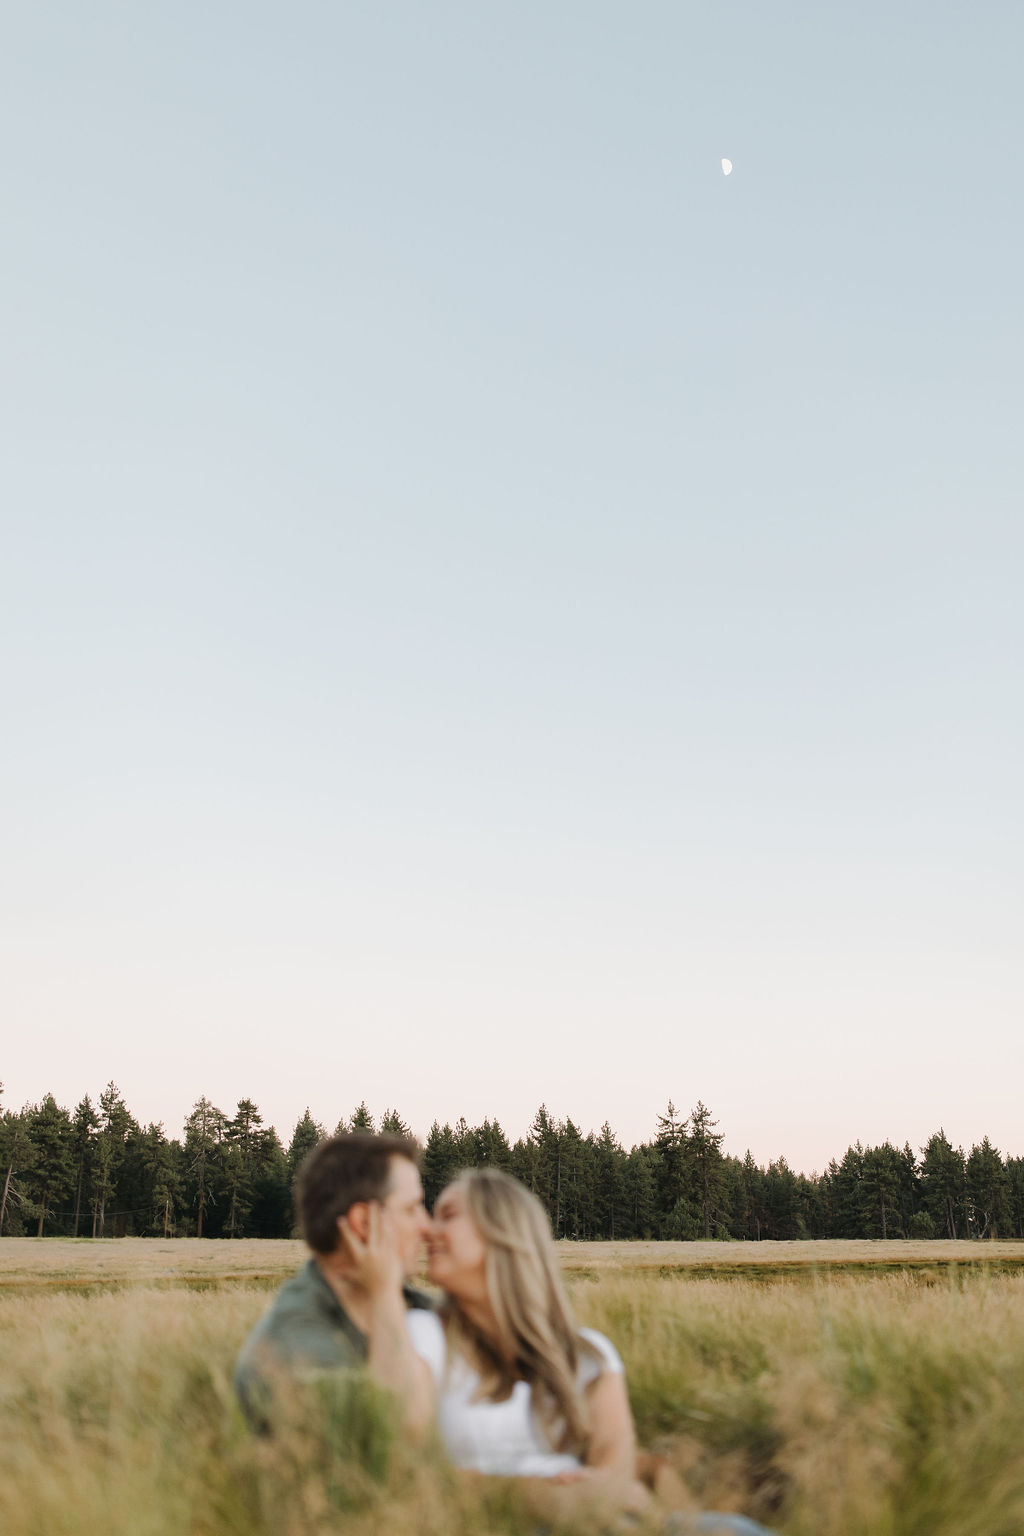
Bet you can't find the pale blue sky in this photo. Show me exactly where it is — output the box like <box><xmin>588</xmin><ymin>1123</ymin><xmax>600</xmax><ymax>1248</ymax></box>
<box><xmin>3</xmin><ymin>2</ymin><xmax>1021</xmax><ymax>1171</ymax></box>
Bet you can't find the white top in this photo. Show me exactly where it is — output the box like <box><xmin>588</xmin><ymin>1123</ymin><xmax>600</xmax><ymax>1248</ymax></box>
<box><xmin>406</xmin><ymin>1310</ymin><xmax>625</xmax><ymax>1477</ymax></box>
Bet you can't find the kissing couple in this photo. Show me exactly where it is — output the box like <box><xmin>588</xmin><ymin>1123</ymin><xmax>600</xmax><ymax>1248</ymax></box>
<box><xmin>235</xmin><ymin>1131</ymin><xmax>775</xmax><ymax>1534</ymax></box>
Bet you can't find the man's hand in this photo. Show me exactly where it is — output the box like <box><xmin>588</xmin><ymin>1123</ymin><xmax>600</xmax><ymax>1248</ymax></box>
<box><xmin>338</xmin><ymin>1202</ymin><xmax>404</xmax><ymax>1299</ymax></box>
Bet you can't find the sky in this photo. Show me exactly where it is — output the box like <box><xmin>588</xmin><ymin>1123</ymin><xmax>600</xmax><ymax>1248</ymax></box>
<box><xmin>2</xmin><ymin>2</ymin><xmax>1022</xmax><ymax>1175</ymax></box>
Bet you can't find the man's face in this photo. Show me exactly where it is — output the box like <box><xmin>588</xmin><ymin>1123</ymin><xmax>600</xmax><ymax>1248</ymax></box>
<box><xmin>380</xmin><ymin>1155</ymin><xmax>431</xmax><ymax>1278</ymax></box>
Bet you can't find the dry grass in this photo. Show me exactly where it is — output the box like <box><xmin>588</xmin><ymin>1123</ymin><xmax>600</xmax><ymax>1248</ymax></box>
<box><xmin>0</xmin><ymin>1236</ymin><xmax>306</xmax><ymax>1290</ymax></box>
<box><xmin>2</xmin><ymin>1240</ymin><xmax>1023</xmax><ymax>1536</ymax></box>
<box><xmin>554</xmin><ymin>1237</ymin><xmax>1024</xmax><ymax>1278</ymax></box>
<box><xmin>4</xmin><ymin>1236</ymin><xmax>1022</xmax><ymax>1291</ymax></box>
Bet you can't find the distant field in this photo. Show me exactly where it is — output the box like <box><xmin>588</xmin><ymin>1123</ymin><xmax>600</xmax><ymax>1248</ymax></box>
<box><xmin>0</xmin><ymin>1235</ymin><xmax>307</xmax><ymax>1290</ymax></box>
<box><xmin>1</xmin><ymin>1235</ymin><xmax>1022</xmax><ymax>1293</ymax></box>
<box><xmin>2</xmin><ymin>1238</ymin><xmax>1023</xmax><ymax>1536</ymax></box>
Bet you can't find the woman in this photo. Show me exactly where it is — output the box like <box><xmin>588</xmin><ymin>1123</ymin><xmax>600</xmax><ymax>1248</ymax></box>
<box><xmin>408</xmin><ymin>1167</ymin><xmax>642</xmax><ymax>1505</ymax></box>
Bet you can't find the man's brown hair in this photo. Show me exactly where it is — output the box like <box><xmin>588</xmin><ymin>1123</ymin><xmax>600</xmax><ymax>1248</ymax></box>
<box><xmin>296</xmin><ymin>1132</ymin><xmax>420</xmax><ymax>1255</ymax></box>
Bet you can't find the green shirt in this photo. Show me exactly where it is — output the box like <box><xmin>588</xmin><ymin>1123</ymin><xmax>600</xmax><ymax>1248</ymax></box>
<box><xmin>233</xmin><ymin>1258</ymin><xmax>434</xmax><ymax>1430</ymax></box>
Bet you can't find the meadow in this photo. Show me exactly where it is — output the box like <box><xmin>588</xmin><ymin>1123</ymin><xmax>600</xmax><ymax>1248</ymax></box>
<box><xmin>2</xmin><ymin>1238</ymin><xmax>1023</xmax><ymax>1536</ymax></box>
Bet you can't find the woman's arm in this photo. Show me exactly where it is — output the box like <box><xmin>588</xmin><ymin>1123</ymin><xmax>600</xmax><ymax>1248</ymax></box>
<box><xmin>583</xmin><ymin>1365</ymin><xmax>638</xmax><ymax>1479</ymax></box>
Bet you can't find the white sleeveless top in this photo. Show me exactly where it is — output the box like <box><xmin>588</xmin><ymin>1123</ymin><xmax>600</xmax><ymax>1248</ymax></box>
<box><xmin>406</xmin><ymin>1310</ymin><xmax>625</xmax><ymax>1477</ymax></box>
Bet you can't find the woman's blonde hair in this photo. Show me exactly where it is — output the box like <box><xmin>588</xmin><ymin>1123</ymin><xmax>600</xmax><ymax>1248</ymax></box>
<box><xmin>441</xmin><ymin>1167</ymin><xmax>594</xmax><ymax>1454</ymax></box>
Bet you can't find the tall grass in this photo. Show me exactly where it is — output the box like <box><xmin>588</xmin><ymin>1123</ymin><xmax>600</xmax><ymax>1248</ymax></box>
<box><xmin>2</xmin><ymin>1260</ymin><xmax>1023</xmax><ymax>1535</ymax></box>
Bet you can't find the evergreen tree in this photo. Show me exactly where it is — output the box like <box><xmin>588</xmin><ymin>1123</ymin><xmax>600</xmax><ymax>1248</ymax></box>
<box><xmin>828</xmin><ymin>1143</ymin><xmax>867</xmax><ymax>1237</ymax></box>
<box><xmin>349</xmin><ymin>1102</ymin><xmax>375</xmax><ymax>1132</ymax></box>
<box><xmin>223</xmin><ymin>1099</ymin><xmax>266</xmax><ymax>1238</ymax></box>
<box><xmin>93</xmin><ymin>1082</ymin><xmax>138</xmax><ymax>1237</ymax></box>
<box><xmin>25</xmin><ymin>1095</ymin><xmax>75</xmax><ymax>1236</ymax></box>
<box><xmin>624</xmin><ymin>1145</ymin><xmax>657</xmax><ymax>1238</ymax></box>
<box><xmin>920</xmin><ymin>1129</ymin><xmax>967</xmax><ymax>1239</ymax></box>
<box><xmin>248</xmin><ymin>1126</ymin><xmax>290</xmax><ymax>1237</ymax></box>
<box><xmin>895</xmin><ymin>1143</ymin><xmax>921</xmax><ymax>1235</ymax></box>
<box><xmin>1006</xmin><ymin>1157</ymin><xmax>1024</xmax><ymax>1240</ymax></box>
<box><xmin>287</xmin><ymin>1110</ymin><xmax>327</xmax><ymax>1182</ymax></box>
<box><xmin>594</xmin><ymin>1123</ymin><xmax>628</xmax><ymax>1239</ymax></box>
<box><xmin>763</xmin><ymin>1157</ymin><xmax>806</xmax><ymax>1239</ymax></box>
<box><xmin>69</xmin><ymin>1096</ymin><xmax>100</xmax><ymax>1237</ymax></box>
<box><xmin>653</xmin><ymin>1101</ymin><xmax>690</xmax><ymax>1236</ymax></box>
<box><xmin>529</xmin><ymin>1106</ymin><xmax>563</xmax><ymax>1233</ymax></box>
<box><xmin>0</xmin><ymin>1104</ymin><xmax>34</xmax><ymax>1236</ymax></box>
<box><xmin>452</xmin><ymin>1117</ymin><xmax>479</xmax><ymax>1168</ymax></box>
<box><xmin>422</xmin><ymin>1122</ymin><xmax>459</xmax><ymax>1209</ymax></box>
<box><xmin>799</xmin><ymin>1167</ymin><xmax>829</xmax><ymax>1238</ymax></box>
<box><xmin>472</xmin><ymin>1119</ymin><xmax>512</xmax><ymax>1168</ymax></box>
<box><xmin>183</xmin><ymin>1097</ymin><xmax>228</xmax><ymax>1238</ymax></box>
<box><xmin>737</xmin><ymin>1150</ymin><xmax>767</xmax><ymax>1240</ymax></box>
<box><xmin>138</xmin><ymin>1123</ymin><xmax>180</xmax><ymax>1236</ymax></box>
<box><xmin>509</xmin><ymin>1135</ymin><xmax>541</xmax><ymax>1198</ymax></box>
<box><xmin>687</xmin><ymin>1101</ymin><xmax>727</xmax><ymax>1239</ymax></box>
<box><xmin>559</xmin><ymin>1119</ymin><xmax>594</xmax><ymax>1239</ymax></box>
<box><xmin>861</xmin><ymin>1142</ymin><xmax>904</xmax><ymax>1239</ymax></box>
<box><xmin>966</xmin><ymin>1137</ymin><xmax>1009</xmax><ymax>1238</ymax></box>
<box><xmin>379</xmin><ymin>1108</ymin><xmax>412</xmax><ymax>1136</ymax></box>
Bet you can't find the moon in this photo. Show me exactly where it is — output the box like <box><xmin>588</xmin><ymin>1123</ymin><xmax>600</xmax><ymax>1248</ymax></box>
<box><xmin>721</xmin><ymin>158</ymin><xmax>733</xmax><ymax>175</ymax></box>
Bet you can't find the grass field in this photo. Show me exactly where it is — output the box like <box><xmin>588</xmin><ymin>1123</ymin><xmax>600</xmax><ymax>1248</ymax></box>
<box><xmin>2</xmin><ymin>1239</ymin><xmax>1023</xmax><ymax>1535</ymax></box>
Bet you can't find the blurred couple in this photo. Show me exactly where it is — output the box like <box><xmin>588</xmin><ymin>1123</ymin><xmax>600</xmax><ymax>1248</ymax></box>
<box><xmin>235</xmin><ymin>1132</ymin><xmax>774</xmax><ymax>1534</ymax></box>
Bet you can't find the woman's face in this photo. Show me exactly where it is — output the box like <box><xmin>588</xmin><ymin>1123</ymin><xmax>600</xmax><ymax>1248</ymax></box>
<box><xmin>427</xmin><ymin>1181</ymin><xmax>487</xmax><ymax>1299</ymax></box>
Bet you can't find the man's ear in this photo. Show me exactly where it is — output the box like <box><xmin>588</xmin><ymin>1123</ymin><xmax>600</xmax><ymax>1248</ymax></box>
<box><xmin>342</xmin><ymin>1202</ymin><xmax>371</xmax><ymax>1243</ymax></box>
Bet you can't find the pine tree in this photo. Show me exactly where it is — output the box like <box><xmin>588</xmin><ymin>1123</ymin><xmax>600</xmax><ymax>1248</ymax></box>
<box><xmin>654</xmin><ymin>1101</ymin><xmax>690</xmax><ymax>1236</ymax></box>
<box><xmin>248</xmin><ymin>1126</ymin><xmax>291</xmax><ymax>1237</ymax></box>
<box><xmin>624</xmin><ymin>1145</ymin><xmax>657</xmax><ymax>1238</ymax></box>
<box><xmin>69</xmin><ymin>1096</ymin><xmax>100</xmax><ymax>1237</ymax></box>
<box><xmin>379</xmin><ymin>1109</ymin><xmax>412</xmax><ymax>1136</ymax></box>
<box><xmin>422</xmin><ymin>1122</ymin><xmax>458</xmax><ymax>1209</ymax></box>
<box><xmin>529</xmin><ymin>1106</ymin><xmax>563</xmax><ymax>1233</ymax></box>
<box><xmin>559</xmin><ymin>1119</ymin><xmax>594</xmax><ymax>1240</ymax></box>
<box><xmin>472</xmin><ymin>1119</ymin><xmax>512</xmax><ymax>1168</ymax></box>
<box><xmin>138</xmin><ymin>1123</ymin><xmax>180</xmax><ymax>1236</ymax></box>
<box><xmin>0</xmin><ymin>1105</ymin><xmax>34</xmax><ymax>1236</ymax></box>
<box><xmin>93</xmin><ymin>1082</ymin><xmax>138</xmax><ymax>1237</ymax></box>
<box><xmin>828</xmin><ymin>1143</ymin><xmax>867</xmax><ymax>1237</ymax></box>
<box><xmin>183</xmin><ymin>1097</ymin><xmax>228</xmax><ymax>1238</ymax></box>
<box><xmin>25</xmin><ymin>1095</ymin><xmax>75</xmax><ymax>1236</ymax></box>
<box><xmin>222</xmin><ymin>1099</ymin><xmax>266</xmax><ymax>1238</ymax></box>
<box><xmin>509</xmin><ymin>1136</ymin><xmax>541</xmax><ymax>1197</ymax></box>
<box><xmin>349</xmin><ymin>1102</ymin><xmax>375</xmax><ymax>1132</ymax></box>
<box><xmin>738</xmin><ymin>1150</ymin><xmax>766</xmax><ymax>1240</ymax></box>
<box><xmin>687</xmin><ymin>1101</ymin><xmax>727</xmax><ymax>1239</ymax></box>
<box><xmin>1004</xmin><ymin>1157</ymin><xmax>1024</xmax><ymax>1239</ymax></box>
<box><xmin>287</xmin><ymin>1110</ymin><xmax>327</xmax><ymax>1183</ymax></box>
<box><xmin>920</xmin><ymin>1129</ymin><xmax>967</xmax><ymax>1239</ymax></box>
<box><xmin>594</xmin><ymin>1123</ymin><xmax>628</xmax><ymax>1239</ymax></box>
<box><xmin>966</xmin><ymin>1137</ymin><xmax>1009</xmax><ymax>1238</ymax></box>
<box><xmin>895</xmin><ymin>1143</ymin><xmax>921</xmax><ymax>1235</ymax></box>
<box><xmin>452</xmin><ymin>1117</ymin><xmax>479</xmax><ymax>1168</ymax></box>
<box><xmin>764</xmin><ymin>1156</ymin><xmax>805</xmax><ymax>1239</ymax></box>
<box><xmin>861</xmin><ymin>1142</ymin><xmax>903</xmax><ymax>1239</ymax></box>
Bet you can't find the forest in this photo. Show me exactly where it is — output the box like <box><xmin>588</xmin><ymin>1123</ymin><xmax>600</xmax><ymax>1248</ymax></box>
<box><xmin>1</xmin><ymin>1081</ymin><xmax>1021</xmax><ymax>1243</ymax></box>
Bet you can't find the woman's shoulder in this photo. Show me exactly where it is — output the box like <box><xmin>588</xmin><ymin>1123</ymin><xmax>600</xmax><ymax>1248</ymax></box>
<box><xmin>576</xmin><ymin>1326</ymin><xmax>625</xmax><ymax>1384</ymax></box>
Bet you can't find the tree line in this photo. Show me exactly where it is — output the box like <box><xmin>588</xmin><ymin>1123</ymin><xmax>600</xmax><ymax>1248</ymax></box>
<box><xmin>1</xmin><ymin>1081</ymin><xmax>1021</xmax><ymax>1242</ymax></box>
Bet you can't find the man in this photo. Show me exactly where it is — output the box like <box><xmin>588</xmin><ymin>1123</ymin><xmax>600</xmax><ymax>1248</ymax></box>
<box><xmin>234</xmin><ymin>1131</ymin><xmax>434</xmax><ymax>1430</ymax></box>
